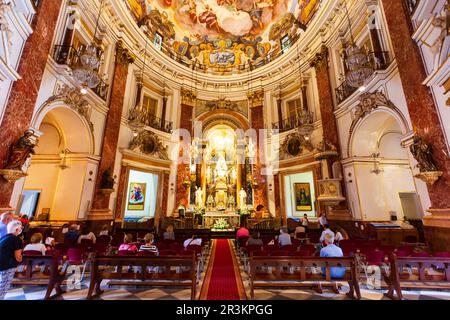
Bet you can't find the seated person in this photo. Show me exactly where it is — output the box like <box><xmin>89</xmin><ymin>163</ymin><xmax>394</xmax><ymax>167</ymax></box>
<box><xmin>247</xmin><ymin>232</ymin><xmax>263</xmax><ymax>247</ymax></box>
<box><xmin>320</xmin><ymin>233</ymin><xmax>346</xmax><ymax>279</ymax></box>
<box><xmin>294</xmin><ymin>225</ymin><xmax>306</xmax><ymax>239</ymax></box>
<box><xmin>163</xmin><ymin>224</ymin><xmax>175</xmax><ymax>240</ymax></box>
<box><xmin>77</xmin><ymin>226</ymin><xmax>96</xmax><ymax>244</ymax></box>
<box><xmin>139</xmin><ymin>233</ymin><xmax>159</xmax><ymax>255</ymax></box>
<box><xmin>64</xmin><ymin>224</ymin><xmax>79</xmax><ymax>241</ymax></box>
<box><xmin>118</xmin><ymin>233</ymin><xmax>138</xmax><ymax>252</ymax></box>
<box><xmin>334</xmin><ymin>229</ymin><xmax>344</xmax><ymax>243</ymax></box>
<box><xmin>183</xmin><ymin>234</ymin><xmax>202</xmax><ymax>248</ymax></box>
<box><xmin>278</xmin><ymin>227</ymin><xmax>292</xmax><ymax>247</ymax></box>
<box><xmin>98</xmin><ymin>224</ymin><xmax>110</xmax><ymax>237</ymax></box>
<box><xmin>236</xmin><ymin>227</ymin><xmax>250</xmax><ymax>240</ymax></box>
<box><xmin>23</xmin><ymin>233</ymin><xmax>46</xmax><ymax>255</ymax></box>
<box><xmin>44</xmin><ymin>229</ymin><xmax>56</xmax><ymax>248</ymax></box>
<box><xmin>319</xmin><ymin>224</ymin><xmax>335</xmax><ymax>243</ymax></box>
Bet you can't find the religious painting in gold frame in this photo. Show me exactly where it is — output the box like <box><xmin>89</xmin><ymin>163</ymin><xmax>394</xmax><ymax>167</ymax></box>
<box><xmin>128</xmin><ymin>182</ymin><xmax>146</xmax><ymax>211</ymax></box>
<box><xmin>294</xmin><ymin>182</ymin><xmax>313</xmax><ymax>211</ymax></box>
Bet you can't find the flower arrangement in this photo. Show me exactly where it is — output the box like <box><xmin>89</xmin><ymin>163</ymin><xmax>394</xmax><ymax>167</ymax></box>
<box><xmin>213</xmin><ymin>218</ymin><xmax>229</xmax><ymax>230</ymax></box>
<box><xmin>240</xmin><ymin>207</ymin><xmax>250</xmax><ymax>216</ymax></box>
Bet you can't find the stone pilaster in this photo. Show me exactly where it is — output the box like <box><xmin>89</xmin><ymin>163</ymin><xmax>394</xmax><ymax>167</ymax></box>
<box><xmin>249</xmin><ymin>90</ymin><xmax>269</xmax><ymax>212</ymax></box>
<box><xmin>90</xmin><ymin>41</ymin><xmax>135</xmax><ymax>215</ymax></box>
<box><xmin>0</xmin><ymin>0</ymin><xmax>63</xmax><ymax>208</ymax></box>
<box><xmin>175</xmin><ymin>91</ymin><xmax>195</xmax><ymax>209</ymax></box>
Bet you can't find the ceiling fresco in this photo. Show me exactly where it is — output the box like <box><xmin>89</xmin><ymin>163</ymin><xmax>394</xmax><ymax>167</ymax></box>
<box><xmin>124</xmin><ymin>0</ymin><xmax>321</xmax><ymax>73</ymax></box>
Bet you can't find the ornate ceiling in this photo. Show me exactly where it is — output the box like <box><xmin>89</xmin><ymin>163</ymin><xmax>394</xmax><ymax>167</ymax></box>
<box><xmin>124</xmin><ymin>0</ymin><xmax>321</xmax><ymax>73</ymax></box>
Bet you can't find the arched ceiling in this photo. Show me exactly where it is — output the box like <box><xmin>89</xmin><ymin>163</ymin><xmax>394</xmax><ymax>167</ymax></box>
<box><xmin>123</xmin><ymin>0</ymin><xmax>322</xmax><ymax>74</ymax></box>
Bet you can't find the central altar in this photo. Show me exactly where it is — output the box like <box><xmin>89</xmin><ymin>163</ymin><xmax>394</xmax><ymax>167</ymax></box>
<box><xmin>203</xmin><ymin>211</ymin><xmax>240</xmax><ymax>229</ymax></box>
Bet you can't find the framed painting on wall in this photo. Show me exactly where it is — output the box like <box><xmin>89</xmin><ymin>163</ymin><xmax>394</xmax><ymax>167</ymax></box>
<box><xmin>128</xmin><ymin>182</ymin><xmax>146</xmax><ymax>211</ymax></box>
<box><xmin>294</xmin><ymin>183</ymin><xmax>313</xmax><ymax>211</ymax></box>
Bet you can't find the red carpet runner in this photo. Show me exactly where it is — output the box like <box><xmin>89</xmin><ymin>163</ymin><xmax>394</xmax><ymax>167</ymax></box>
<box><xmin>200</xmin><ymin>239</ymin><xmax>246</xmax><ymax>300</ymax></box>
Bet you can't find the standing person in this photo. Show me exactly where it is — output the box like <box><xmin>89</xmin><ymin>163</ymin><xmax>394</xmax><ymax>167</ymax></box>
<box><xmin>318</xmin><ymin>213</ymin><xmax>328</xmax><ymax>232</ymax></box>
<box><xmin>0</xmin><ymin>212</ymin><xmax>14</xmax><ymax>239</ymax></box>
<box><xmin>0</xmin><ymin>220</ymin><xmax>23</xmax><ymax>300</ymax></box>
<box><xmin>301</xmin><ymin>214</ymin><xmax>309</xmax><ymax>233</ymax></box>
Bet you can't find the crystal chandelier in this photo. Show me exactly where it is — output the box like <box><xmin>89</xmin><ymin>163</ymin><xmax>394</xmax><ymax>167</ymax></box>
<box><xmin>72</xmin><ymin>0</ymin><xmax>104</xmax><ymax>91</ymax></box>
<box><xmin>344</xmin><ymin>2</ymin><xmax>373</xmax><ymax>88</ymax></box>
<box><xmin>297</xmin><ymin>109</ymin><xmax>315</xmax><ymax>139</ymax></box>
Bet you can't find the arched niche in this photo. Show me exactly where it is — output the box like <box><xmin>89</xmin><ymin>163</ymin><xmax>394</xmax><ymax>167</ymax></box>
<box><xmin>19</xmin><ymin>104</ymin><xmax>98</xmax><ymax>221</ymax></box>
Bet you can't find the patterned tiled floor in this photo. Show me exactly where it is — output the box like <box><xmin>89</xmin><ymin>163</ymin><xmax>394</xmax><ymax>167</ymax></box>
<box><xmin>4</xmin><ymin>240</ymin><xmax>450</xmax><ymax>300</ymax></box>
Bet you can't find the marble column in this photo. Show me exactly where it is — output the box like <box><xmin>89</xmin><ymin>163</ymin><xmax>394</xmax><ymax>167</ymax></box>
<box><xmin>114</xmin><ymin>164</ymin><xmax>129</xmax><ymax>222</ymax></box>
<box><xmin>0</xmin><ymin>0</ymin><xmax>63</xmax><ymax>208</ymax></box>
<box><xmin>249</xmin><ymin>90</ymin><xmax>269</xmax><ymax>212</ymax></box>
<box><xmin>381</xmin><ymin>0</ymin><xmax>450</xmax><ymax>250</ymax></box>
<box><xmin>310</xmin><ymin>46</ymin><xmax>340</xmax><ymax>152</ymax></box>
<box><xmin>311</xmin><ymin>46</ymin><xmax>351</xmax><ymax>218</ymax></box>
<box><xmin>273</xmin><ymin>173</ymin><xmax>281</xmax><ymax>218</ymax></box>
<box><xmin>175</xmin><ymin>89</ymin><xmax>195</xmax><ymax>210</ymax></box>
<box><xmin>90</xmin><ymin>41</ymin><xmax>135</xmax><ymax>216</ymax></box>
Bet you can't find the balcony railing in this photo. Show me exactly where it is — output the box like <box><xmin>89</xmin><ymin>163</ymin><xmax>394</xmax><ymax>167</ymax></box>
<box><xmin>143</xmin><ymin>114</ymin><xmax>173</xmax><ymax>134</ymax></box>
<box><xmin>336</xmin><ymin>51</ymin><xmax>392</xmax><ymax>105</ymax></box>
<box><xmin>53</xmin><ymin>45</ymin><xmax>79</xmax><ymax>66</ymax></box>
<box><xmin>272</xmin><ymin>111</ymin><xmax>315</xmax><ymax>134</ymax></box>
<box><xmin>53</xmin><ymin>44</ymin><xmax>109</xmax><ymax>101</ymax></box>
<box><xmin>405</xmin><ymin>0</ymin><xmax>419</xmax><ymax>15</ymax></box>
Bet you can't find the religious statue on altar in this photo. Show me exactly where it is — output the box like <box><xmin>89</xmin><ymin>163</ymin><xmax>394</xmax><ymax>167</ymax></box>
<box><xmin>239</xmin><ymin>188</ymin><xmax>247</xmax><ymax>209</ymax></box>
<box><xmin>195</xmin><ymin>187</ymin><xmax>203</xmax><ymax>208</ymax></box>
<box><xmin>228</xmin><ymin>194</ymin><xmax>236</xmax><ymax>210</ymax></box>
<box><xmin>206</xmin><ymin>194</ymin><xmax>215</xmax><ymax>209</ymax></box>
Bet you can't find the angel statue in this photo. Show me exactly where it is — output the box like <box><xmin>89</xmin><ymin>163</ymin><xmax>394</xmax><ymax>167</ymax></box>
<box><xmin>4</xmin><ymin>130</ymin><xmax>38</xmax><ymax>171</ymax></box>
<box><xmin>410</xmin><ymin>135</ymin><xmax>438</xmax><ymax>172</ymax></box>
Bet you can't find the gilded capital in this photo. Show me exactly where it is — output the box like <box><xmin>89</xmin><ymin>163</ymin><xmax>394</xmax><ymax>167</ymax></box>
<box><xmin>116</xmin><ymin>41</ymin><xmax>135</xmax><ymax>66</ymax></box>
<box><xmin>248</xmin><ymin>89</ymin><xmax>264</xmax><ymax>107</ymax></box>
<box><xmin>310</xmin><ymin>46</ymin><xmax>329</xmax><ymax>70</ymax></box>
<box><xmin>181</xmin><ymin>88</ymin><xmax>197</xmax><ymax>107</ymax></box>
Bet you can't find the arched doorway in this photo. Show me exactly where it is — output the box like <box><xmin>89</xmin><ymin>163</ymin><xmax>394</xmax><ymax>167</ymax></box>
<box><xmin>345</xmin><ymin>109</ymin><xmax>424</xmax><ymax>222</ymax></box>
<box><xmin>16</xmin><ymin>106</ymin><xmax>97</xmax><ymax>221</ymax></box>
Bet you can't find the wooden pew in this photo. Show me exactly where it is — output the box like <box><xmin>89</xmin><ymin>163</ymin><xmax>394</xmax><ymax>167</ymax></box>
<box><xmin>13</xmin><ymin>254</ymin><xmax>69</xmax><ymax>300</ymax></box>
<box><xmin>383</xmin><ymin>253</ymin><xmax>450</xmax><ymax>300</ymax></box>
<box><xmin>249</xmin><ymin>255</ymin><xmax>361</xmax><ymax>300</ymax></box>
<box><xmin>87</xmin><ymin>254</ymin><xmax>197</xmax><ymax>300</ymax></box>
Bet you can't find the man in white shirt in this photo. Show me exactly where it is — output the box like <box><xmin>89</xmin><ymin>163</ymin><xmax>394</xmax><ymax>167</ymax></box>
<box><xmin>318</xmin><ymin>213</ymin><xmax>328</xmax><ymax>231</ymax></box>
<box><xmin>183</xmin><ymin>235</ymin><xmax>202</xmax><ymax>248</ymax></box>
<box><xmin>319</xmin><ymin>225</ymin><xmax>335</xmax><ymax>243</ymax></box>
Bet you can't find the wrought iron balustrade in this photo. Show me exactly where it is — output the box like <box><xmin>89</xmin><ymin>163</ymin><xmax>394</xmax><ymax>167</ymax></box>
<box><xmin>336</xmin><ymin>51</ymin><xmax>392</xmax><ymax>104</ymax></box>
<box><xmin>143</xmin><ymin>114</ymin><xmax>173</xmax><ymax>134</ymax></box>
<box><xmin>53</xmin><ymin>45</ymin><xmax>109</xmax><ymax>101</ymax></box>
<box><xmin>272</xmin><ymin>111</ymin><xmax>315</xmax><ymax>134</ymax></box>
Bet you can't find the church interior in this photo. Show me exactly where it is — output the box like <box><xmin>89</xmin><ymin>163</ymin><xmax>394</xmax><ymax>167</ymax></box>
<box><xmin>0</xmin><ymin>0</ymin><xmax>449</xmax><ymax>301</ymax></box>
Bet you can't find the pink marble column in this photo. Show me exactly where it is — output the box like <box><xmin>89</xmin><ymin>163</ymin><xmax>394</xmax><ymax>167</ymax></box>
<box><xmin>0</xmin><ymin>0</ymin><xmax>63</xmax><ymax>208</ymax></box>
<box><xmin>91</xmin><ymin>41</ymin><xmax>135</xmax><ymax>211</ymax></box>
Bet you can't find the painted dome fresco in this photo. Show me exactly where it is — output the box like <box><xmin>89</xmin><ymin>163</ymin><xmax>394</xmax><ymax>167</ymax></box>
<box><xmin>124</xmin><ymin>0</ymin><xmax>321</xmax><ymax>73</ymax></box>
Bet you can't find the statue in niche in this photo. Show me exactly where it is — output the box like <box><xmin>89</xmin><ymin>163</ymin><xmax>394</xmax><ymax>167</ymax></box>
<box><xmin>4</xmin><ymin>130</ymin><xmax>38</xmax><ymax>171</ymax></box>
<box><xmin>100</xmin><ymin>168</ymin><xmax>115</xmax><ymax>189</ymax></box>
<box><xmin>228</xmin><ymin>194</ymin><xmax>236</xmax><ymax>209</ymax></box>
<box><xmin>410</xmin><ymin>135</ymin><xmax>438</xmax><ymax>172</ymax></box>
<box><xmin>207</xmin><ymin>193</ymin><xmax>215</xmax><ymax>209</ymax></box>
<box><xmin>195</xmin><ymin>187</ymin><xmax>203</xmax><ymax>208</ymax></box>
<box><xmin>239</xmin><ymin>188</ymin><xmax>247</xmax><ymax>209</ymax></box>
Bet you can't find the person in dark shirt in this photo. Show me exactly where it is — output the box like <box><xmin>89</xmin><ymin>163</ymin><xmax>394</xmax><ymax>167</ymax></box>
<box><xmin>64</xmin><ymin>225</ymin><xmax>79</xmax><ymax>241</ymax></box>
<box><xmin>0</xmin><ymin>220</ymin><xmax>23</xmax><ymax>300</ymax></box>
